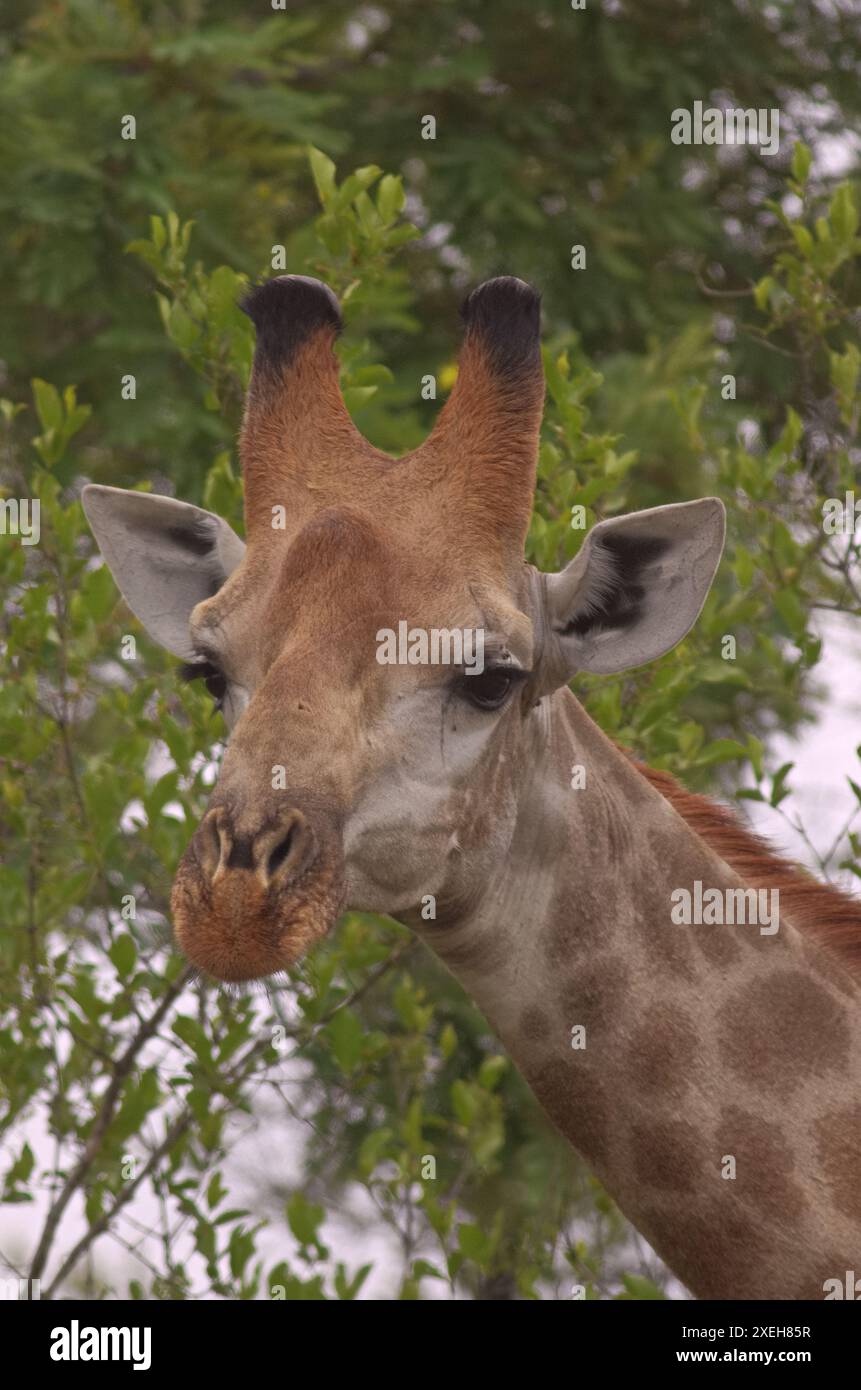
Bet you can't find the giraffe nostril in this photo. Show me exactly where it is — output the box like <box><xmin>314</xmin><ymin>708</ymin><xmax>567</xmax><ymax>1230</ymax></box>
<box><xmin>195</xmin><ymin>807</ymin><xmax>316</xmax><ymax>890</ymax></box>
<box><xmin>196</xmin><ymin>807</ymin><xmax>230</xmax><ymax>883</ymax></box>
<box><xmin>267</xmin><ymin>823</ymin><xmax>297</xmax><ymax>880</ymax></box>
<box><xmin>255</xmin><ymin>810</ymin><xmax>315</xmax><ymax>889</ymax></box>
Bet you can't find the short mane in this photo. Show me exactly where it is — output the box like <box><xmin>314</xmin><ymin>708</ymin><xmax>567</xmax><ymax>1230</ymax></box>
<box><xmin>624</xmin><ymin>752</ymin><xmax>861</xmax><ymax>980</ymax></box>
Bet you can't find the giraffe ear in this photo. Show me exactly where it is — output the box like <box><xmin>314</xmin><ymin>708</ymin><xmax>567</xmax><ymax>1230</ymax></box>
<box><xmin>542</xmin><ymin>499</ymin><xmax>725</xmax><ymax>679</ymax></box>
<box><xmin>82</xmin><ymin>485</ymin><xmax>245</xmax><ymax>659</ymax></box>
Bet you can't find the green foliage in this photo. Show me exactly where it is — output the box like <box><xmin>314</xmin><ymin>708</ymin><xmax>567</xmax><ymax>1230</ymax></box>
<box><xmin>2</xmin><ymin>0</ymin><xmax>860</xmax><ymax>1302</ymax></box>
<box><xmin>3</xmin><ymin>0</ymin><xmax>858</xmax><ymax>474</ymax></box>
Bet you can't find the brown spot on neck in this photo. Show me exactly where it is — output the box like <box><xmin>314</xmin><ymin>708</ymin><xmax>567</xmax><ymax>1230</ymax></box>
<box><xmin>815</xmin><ymin>1102</ymin><xmax>861</xmax><ymax>1224</ymax></box>
<box><xmin>714</xmin><ymin>1107</ymin><xmax>806</xmax><ymax>1222</ymax></box>
<box><xmin>717</xmin><ymin>970</ymin><xmax>851</xmax><ymax>1098</ymax></box>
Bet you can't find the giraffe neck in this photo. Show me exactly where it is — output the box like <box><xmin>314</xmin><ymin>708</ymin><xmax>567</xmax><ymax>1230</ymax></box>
<box><xmin>422</xmin><ymin>687</ymin><xmax>861</xmax><ymax>1299</ymax></box>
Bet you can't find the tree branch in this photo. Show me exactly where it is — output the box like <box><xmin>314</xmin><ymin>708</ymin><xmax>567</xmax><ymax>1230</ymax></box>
<box><xmin>28</xmin><ymin>964</ymin><xmax>194</xmax><ymax>1284</ymax></box>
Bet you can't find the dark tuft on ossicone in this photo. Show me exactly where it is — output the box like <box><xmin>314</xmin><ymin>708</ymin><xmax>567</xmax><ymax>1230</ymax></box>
<box><xmin>460</xmin><ymin>276</ymin><xmax>542</xmax><ymax>377</ymax></box>
<box><xmin>240</xmin><ymin>275</ymin><xmax>343</xmax><ymax>375</ymax></box>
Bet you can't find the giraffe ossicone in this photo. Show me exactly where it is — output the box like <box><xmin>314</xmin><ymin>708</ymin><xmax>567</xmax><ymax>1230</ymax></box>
<box><xmin>83</xmin><ymin>273</ymin><xmax>861</xmax><ymax>1300</ymax></box>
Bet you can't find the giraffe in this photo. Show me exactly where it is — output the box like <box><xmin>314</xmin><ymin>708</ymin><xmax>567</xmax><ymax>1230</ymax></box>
<box><xmin>83</xmin><ymin>274</ymin><xmax>861</xmax><ymax>1300</ymax></box>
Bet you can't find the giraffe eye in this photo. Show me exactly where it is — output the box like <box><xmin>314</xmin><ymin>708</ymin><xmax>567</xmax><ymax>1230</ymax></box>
<box><xmin>204</xmin><ymin>671</ymin><xmax>227</xmax><ymax>707</ymax></box>
<box><xmin>459</xmin><ymin>666</ymin><xmax>523</xmax><ymax>711</ymax></box>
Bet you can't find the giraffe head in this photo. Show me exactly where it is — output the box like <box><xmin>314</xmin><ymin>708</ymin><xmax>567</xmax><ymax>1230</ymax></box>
<box><xmin>84</xmin><ymin>275</ymin><xmax>725</xmax><ymax>982</ymax></box>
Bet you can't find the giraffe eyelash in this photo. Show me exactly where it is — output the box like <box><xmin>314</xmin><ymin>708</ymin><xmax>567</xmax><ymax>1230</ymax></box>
<box><xmin>178</xmin><ymin>660</ymin><xmax>221</xmax><ymax>683</ymax></box>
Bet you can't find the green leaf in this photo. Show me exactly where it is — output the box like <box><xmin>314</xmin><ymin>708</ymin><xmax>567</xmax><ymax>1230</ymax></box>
<box><xmin>774</xmin><ymin>587</ymin><xmax>807</xmax><ymax>636</ymax></box>
<box><xmin>790</xmin><ymin>142</ymin><xmax>812</xmax><ymax>185</ymax></box>
<box><xmin>753</xmin><ymin>276</ymin><xmax>775</xmax><ymax>312</ymax></box>
<box><xmin>336</xmin><ymin>164</ymin><xmax>382</xmax><ymax>208</ymax></box>
<box><xmin>342</xmin><ymin>385</ymin><xmax>379</xmax><ymax>412</ymax></box>
<box><xmin>203</xmin><ymin>451</ymin><xmax>243</xmax><ymax>525</ymax></box>
<box><xmin>113</xmin><ymin>1068</ymin><xmax>161</xmax><ymax>1142</ymax></box>
<box><xmin>457</xmin><ymin>1222</ymin><xmax>492</xmax><ymax>1268</ymax></box>
<box><xmin>194</xmin><ymin>1219</ymin><xmax>217</xmax><ymax>1263</ymax></box>
<box><xmin>450</xmin><ymin>1079</ymin><xmax>477</xmax><ymax>1127</ymax></box>
<box><xmin>150</xmin><ymin>214</ymin><xmax>167</xmax><ymax>251</ymax></box>
<box><xmin>620</xmin><ymin>1272</ymin><xmax>666</xmax><ymax>1300</ymax></box>
<box><xmin>5</xmin><ymin>1141</ymin><xmax>35</xmax><ymax>1187</ymax></box>
<box><xmin>746</xmin><ymin>734</ymin><xmax>764</xmax><ymax>781</ymax></box>
<box><xmin>696</xmin><ymin>738</ymin><xmax>748</xmax><ymax>767</ymax></box>
<box><xmin>477</xmin><ymin>1055</ymin><xmax>507</xmax><ymax>1090</ymax></box>
<box><xmin>167</xmin><ymin>300</ymin><xmax>200</xmax><ymax>353</ymax></box>
<box><xmin>108</xmin><ymin>934</ymin><xmax>137</xmax><ymax>979</ymax></box>
<box><xmin>325</xmin><ymin>1007</ymin><xmax>363</xmax><ymax>1075</ymax></box>
<box><xmin>0</xmin><ymin>398</ymin><xmax>27</xmax><ymax>424</ymax></box>
<box><xmin>377</xmin><ymin>173</ymin><xmax>405</xmax><ymax>224</ymax></box>
<box><xmin>733</xmin><ymin>545</ymin><xmax>754</xmax><ymax>589</ymax></box>
<box><xmin>829</xmin><ymin>343</ymin><xmax>860</xmax><ymax>425</ymax></box>
<box><xmin>770</xmin><ymin>762</ymin><xmax>795</xmax><ymax>807</ymax></box>
<box><xmin>228</xmin><ymin>1225</ymin><xmax>255</xmax><ymax>1280</ymax></box>
<box><xmin>791</xmin><ymin>224</ymin><xmax>814</xmax><ymax>258</ymax></box>
<box><xmin>286</xmin><ymin>1193</ymin><xmax>325</xmax><ymax>1248</ymax></box>
<box><xmin>308</xmin><ymin>147</ymin><xmax>337</xmax><ymax>205</ymax></box>
<box><xmin>31</xmin><ymin>378</ymin><xmax>63</xmax><ymax>433</ymax></box>
<box><xmin>206</xmin><ymin>1173</ymin><xmax>227</xmax><ymax>1211</ymax></box>
<box><xmin>334</xmin><ymin>1262</ymin><xmax>372</xmax><ymax>1300</ymax></box>
<box><xmin>439</xmin><ymin>1023</ymin><xmax>457</xmax><ymax>1060</ymax></box>
<box><xmin>829</xmin><ymin>183</ymin><xmax>858</xmax><ymax>243</ymax></box>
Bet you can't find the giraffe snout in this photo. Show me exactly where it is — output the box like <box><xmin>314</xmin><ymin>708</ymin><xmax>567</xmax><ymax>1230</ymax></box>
<box><xmin>170</xmin><ymin>799</ymin><xmax>345</xmax><ymax>982</ymax></box>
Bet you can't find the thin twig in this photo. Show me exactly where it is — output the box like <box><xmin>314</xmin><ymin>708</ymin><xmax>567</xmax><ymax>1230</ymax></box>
<box><xmin>28</xmin><ymin>965</ymin><xmax>194</xmax><ymax>1283</ymax></box>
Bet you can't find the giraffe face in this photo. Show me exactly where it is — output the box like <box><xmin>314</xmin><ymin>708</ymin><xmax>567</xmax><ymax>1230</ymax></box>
<box><xmin>83</xmin><ymin>275</ymin><xmax>725</xmax><ymax>982</ymax></box>
<box><xmin>170</xmin><ymin>504</ymin><xmax>540</xmax><ymax>980</ymax></box>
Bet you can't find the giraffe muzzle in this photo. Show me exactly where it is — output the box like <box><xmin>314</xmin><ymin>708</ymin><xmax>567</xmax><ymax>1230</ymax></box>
<box><xmin>170</xmin><ymin>801</ymin><xmax>345</xmax><ymax>982</ymax></box>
